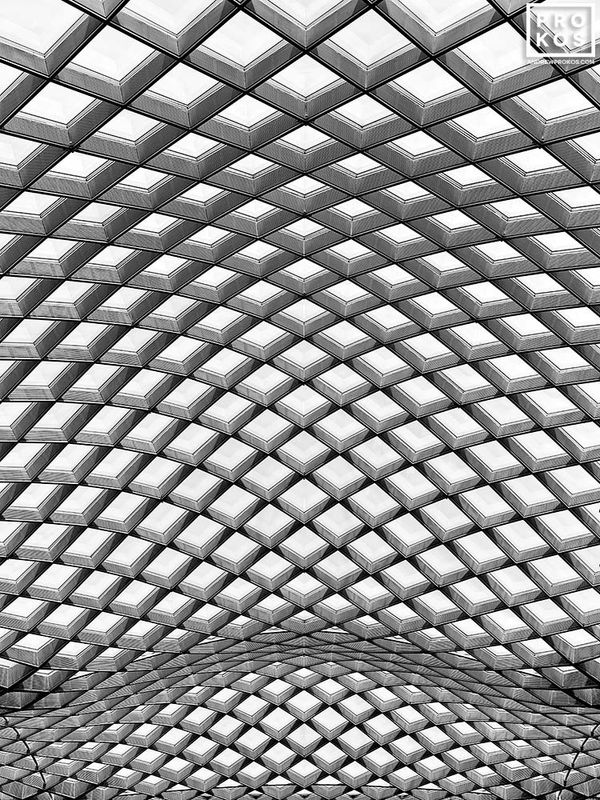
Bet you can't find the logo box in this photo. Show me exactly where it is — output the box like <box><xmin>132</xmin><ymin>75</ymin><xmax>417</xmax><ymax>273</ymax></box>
<box><xmin>526</xmin><ymin>2</ymin><xmax>595</xmax><ymax>58</ymax></box>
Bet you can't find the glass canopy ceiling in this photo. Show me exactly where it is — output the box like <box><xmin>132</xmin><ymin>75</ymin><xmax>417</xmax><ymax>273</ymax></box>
<box><xmin>1</xmin><ymin>0</ymin><xmax>600</xmax><ymax>798</ymax></box>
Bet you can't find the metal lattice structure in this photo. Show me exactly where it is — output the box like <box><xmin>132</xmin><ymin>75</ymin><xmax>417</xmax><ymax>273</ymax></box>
<box><xmin>2</xmin><ymin>0</ymin><xmax>600</xmax><ymax>798</ymax></box>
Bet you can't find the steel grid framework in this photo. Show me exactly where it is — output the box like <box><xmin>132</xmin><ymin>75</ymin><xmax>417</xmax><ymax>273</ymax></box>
<box><xmin>1</xmin><ymin>1</ymin><xmax>600</xmax><ymax>799</ymax></box>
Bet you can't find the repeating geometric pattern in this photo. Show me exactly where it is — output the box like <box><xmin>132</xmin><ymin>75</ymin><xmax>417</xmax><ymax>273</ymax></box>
<box><xmin>2</xmin><ymin>1</ymin><xmax>600</xmax><ymax>799</ymax></box>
